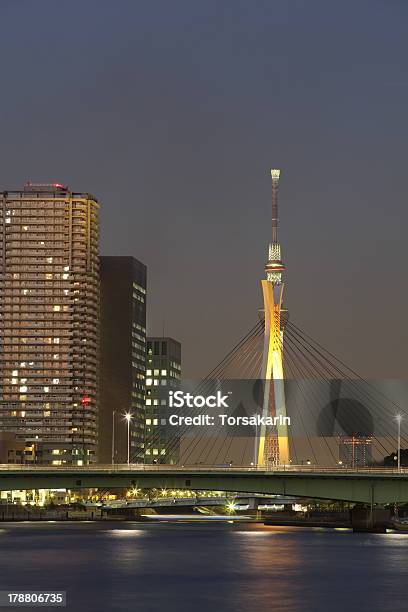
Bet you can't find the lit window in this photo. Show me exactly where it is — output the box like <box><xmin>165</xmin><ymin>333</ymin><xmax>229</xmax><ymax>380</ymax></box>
<box><xmin>19</xmin><ymin>386</ymin><xmax>27</xmax><ymax>393</ymax></box>
<box><xmin>161</xmin><ymin>369</ymin><xmax>167</xmax><ymax>376</ymax></box>
<box><xmin>160</xmin><ymin>449</ymin><xmax>166</xmax><ymax>455</ymax></box>
<box><xmin>12</xmin><ymin>370</ymin><xmax>18</xmax><ymax>377</ymax></box>
<box><xmin>23</xmin><ymin>225</ymin><xmax>28</xmax><ymax>231</ymax></box>
<box><xmin>146</xmin><ymin>369</ymin><xmax>152</xmax><ymax>376</ymax></box>
<box><xmin>46</xmin><ymin>257</ymin><xmax>53</xmax><ymax>263</ymax></box>
<box><xmin>53</xmin><ymin>305</ymin><xmax>61</xmax><ymax>312</ymax></box>
<box><xmin>154</xmin><ymin>369</ymin><xmax>159</xmax><ymax>376</ymax></box>
<box><xmin>152</xmin><ymin>449</ymin><xmax>159</xmax><ymax>456</ymax></box>
<box><xmin>153</xmin><ymin>419</ymin><xmax>158</xmax><ymax>425</ymax></box>
<box><xmin>11</xmin><ymin>378</ymin><xmax>17</xmax><ymax>385</ymax></box>
<box><xmin>52</xmin><ymin>378</ymin><xmax>59</xmax><ymax>384</ymax></box>
<box><xmin>146</xmin><ymin>419</ymin><xmax>151</xmax><ymax>425</ymax></box>
<box><xmin>63</xmin><ymin>265</ymin><xmax>69</xmax><ymax>272</ymax></box>
<box><xmin>146</xmin><ymin>379</ymin><xmax>152</xmax><ymax>386</ymax></box>
<box><xmin>45</xmin><ymin>273</ymin><xmax>53</xmax><ymax>280</ymax></box>
<box><xmin>52</xmin><ymin>460</ymin><xmax>62</xmax><ymax>466</ymax></box>
<box><xmin>52</xmin><ymin>449</ymin><xmax>60</xmax><ymax>455</ymax></box>
<box><xmin>53</xmin><ymin>338</ymin><xmax>60</xmax><ymax>344</ymax></box>
<box><xmin>146</xmin><ymin>399</ymin><xmax>152</xmax><ymax>406</ymax></box>
<box><xmin>43</xmin><ymin>411</ymin><xmax>50</xmax><ymax>417</ymax></box>
<box><xmin>20</xmin><ymin>411</ymin><xmax>26</xmax><ymax>418</ymax></box>
<box><xmin>145</xmin><ymin>449</ymin><xmax>151</xmax><ymax>455</ymax></box>
<box><xmin>53</xmin><ymin>354</ymin><xmax>59</xmax><ymax>359</ymax></box>
<box><xmin>62</xmin><ymin>273</ymin><xmax>69</xmax><ymax>280</ymax></box>
<box><xmin>44</xmin><ymin>386</ymin><xmax>49</xmax><ymax>392</ymax></box>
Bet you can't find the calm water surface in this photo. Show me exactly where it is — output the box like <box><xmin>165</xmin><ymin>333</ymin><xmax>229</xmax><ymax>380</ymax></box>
<box><xmin>0</xmin><ymin>521</ymin><xmax>407</xmax><ymax>612</ymax></box>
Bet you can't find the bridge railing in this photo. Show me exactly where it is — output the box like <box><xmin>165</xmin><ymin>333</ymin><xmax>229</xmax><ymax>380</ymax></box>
<box><xmin>0</xmin><ymin>464</ymin><xmax>406</xmax><ymax>475</ymax></box>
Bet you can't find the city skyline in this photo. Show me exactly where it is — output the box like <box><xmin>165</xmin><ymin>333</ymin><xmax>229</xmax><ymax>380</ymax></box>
<box><xmin>1</xmin><ymin>5</ymin><xmax>408</xmax><ymax>611</ymax></box>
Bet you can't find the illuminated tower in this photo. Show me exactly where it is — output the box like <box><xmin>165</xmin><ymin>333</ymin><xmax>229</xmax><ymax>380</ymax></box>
<box><xmin>257</xmin><ymin>169</ymin><xmax>290</xmax><ymax>466</ymax></box>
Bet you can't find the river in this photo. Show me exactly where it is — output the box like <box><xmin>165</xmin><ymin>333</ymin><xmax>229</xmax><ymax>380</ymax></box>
<box><xmin>0</xmin><ymin>522</ymin><xmax>407</xmax><ymax>611</ymax></box>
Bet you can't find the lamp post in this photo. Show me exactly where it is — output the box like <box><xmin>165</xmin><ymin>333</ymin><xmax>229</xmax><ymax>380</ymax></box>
<box><xmin>111</xmin><ymin>410</ymin><xmax>116</xmax><ymax>465</ymax></box>
<box><xmin>125</xmin><ymin>412</ymin><xmax>133</xmax><ymax>465</ymax></box>
<box><xmin>396</xmin><ymin>414</ymin><xmax>402</xmax><ymax>473</ymax></box>
<box><xmin>253</xmin><ymin>414</ymin><xmax>258</xmax><ymax>467</ymax></box>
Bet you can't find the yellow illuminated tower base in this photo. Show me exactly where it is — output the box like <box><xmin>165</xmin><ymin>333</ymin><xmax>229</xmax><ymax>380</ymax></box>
<box><xmin>257</xmin><ymin>169</ymin><xmax>290</xmax><ymax>467</ymax></box>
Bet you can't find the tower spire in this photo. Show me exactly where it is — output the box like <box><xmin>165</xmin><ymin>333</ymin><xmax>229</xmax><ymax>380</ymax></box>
<box><xmin>271</xmin><ymin>168</ymin><xmax>280</xmax><ymax>243</ymax></box>
<box><xmin>265</xmin><ymin>168</ymin><xmax>284</xmax><ymax>285</ymax></box>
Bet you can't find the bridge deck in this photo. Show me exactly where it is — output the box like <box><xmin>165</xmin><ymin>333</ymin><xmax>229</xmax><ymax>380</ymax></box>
<box><xmin>0</xmin><ymin>465</ymin><xmax>407</xmax><ymax>504</ymax></box>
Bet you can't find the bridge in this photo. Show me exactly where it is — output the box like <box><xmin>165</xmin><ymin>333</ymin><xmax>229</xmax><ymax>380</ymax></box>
<box><xmin>2</xmin><ymin>465</ymin><xmax>408</xmax><ymax>505</ymax></box>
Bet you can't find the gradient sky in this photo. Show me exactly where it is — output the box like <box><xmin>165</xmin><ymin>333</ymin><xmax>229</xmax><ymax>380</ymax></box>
<box><xmin>1</xmin><ymin>0</ymin><xmax>407</xmax><ymax>378</ymax></box>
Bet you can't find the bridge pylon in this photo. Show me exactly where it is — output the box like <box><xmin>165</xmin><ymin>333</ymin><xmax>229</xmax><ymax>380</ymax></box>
<box><xmin>257</xmin><ymin>169</ymin><xmax>290</xmax><ymax>467</ymax></box>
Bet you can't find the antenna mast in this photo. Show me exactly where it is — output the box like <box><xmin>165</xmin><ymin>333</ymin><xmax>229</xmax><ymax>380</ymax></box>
<box><xmin>265</xmin><ymin>168</ymin><xmax>284</xmax><ymax>286</ymax></box>
<box><xmin>271</xmin><ymin>168</ymin><xmax>280</xmax><ymax>243</ymax></box>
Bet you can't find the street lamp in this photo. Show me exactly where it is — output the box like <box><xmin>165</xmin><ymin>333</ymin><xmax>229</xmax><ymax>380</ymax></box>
<box><xmin>396</xmin><ymin>414</ymin><xmax>402</xmax><ymax>473</ymax></box>
<box><xmin>124</xmin><ymin>412</ymin><xmax>133</xmax><ymax>465</ymax></box>
<box><xmin>111</xmin><ymin>410</ymin><xmax>116</xmax><ymax>465</ymax></box>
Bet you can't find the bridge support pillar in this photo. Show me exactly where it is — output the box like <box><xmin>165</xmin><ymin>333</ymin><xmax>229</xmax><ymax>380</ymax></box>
<box><xmin>351</xmin><ymin>506</ymin><xmax>390</xmax><ymax>533</ymax></box>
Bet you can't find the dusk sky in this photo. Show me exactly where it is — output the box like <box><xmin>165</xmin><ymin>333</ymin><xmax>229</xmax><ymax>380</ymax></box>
<box><xmin>1</xmin><ymin>0</ymin><xmax>407</xmax><ymax>378</ymax></box>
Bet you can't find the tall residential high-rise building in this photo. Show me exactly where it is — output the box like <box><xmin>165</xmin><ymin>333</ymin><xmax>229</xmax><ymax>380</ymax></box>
<box><xmin>0</xmin><ymin>183</ymin><xmax>100</xmax><ymax>465</ymax></box>
<box><xmin>99</xmin><ymin>256</ymin><xmax>146</xmax><ymax>464</ymax></box>
<box><xmin>145</xmin><ymin>337</ymin><xmax>181</xmax><ymax>464</ymax></box>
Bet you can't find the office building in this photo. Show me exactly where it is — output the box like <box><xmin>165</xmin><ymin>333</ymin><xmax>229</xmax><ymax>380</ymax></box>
<box><xmin>145</xmin><ymin>337</ymin><xmax>181</xmax><ymax>464</ymax></box>
<box><xmin>0</xmin><ymin>183</ymin><xmax>99</xmax><ymax>465</ymax></box>
<box><xmin>99</xmin><ymin>256</ymin><xmax>146</xmax><ymax>463</ymax></box>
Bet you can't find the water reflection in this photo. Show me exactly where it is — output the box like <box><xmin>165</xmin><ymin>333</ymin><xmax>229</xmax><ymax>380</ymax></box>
<box><xmin>0</xmin><ymin>522</ymin><xmax>406</xmax><ymax>611</ymax></box>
